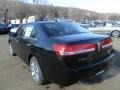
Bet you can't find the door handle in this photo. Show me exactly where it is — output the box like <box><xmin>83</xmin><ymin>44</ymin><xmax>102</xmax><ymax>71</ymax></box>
<box><xmin>26</xmin><ymin>43</ymin><xmax>31</xmax><ymax>46</ymax></box>
<box><xmin>15</xmin><ymin>39</ymin><xmax>19</xmax><ymax>43</ymax></box>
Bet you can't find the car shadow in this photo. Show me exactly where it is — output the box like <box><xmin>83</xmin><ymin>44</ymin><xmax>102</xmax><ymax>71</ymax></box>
<box><xmin>78</xmin><ymin>50</ymin><xmax>120</xmax><ymax>85</ymax></box>
<box><xmin>0</xmin><ymin>32</ymin><xmax>8</xmax><ymax>35</ymax></box>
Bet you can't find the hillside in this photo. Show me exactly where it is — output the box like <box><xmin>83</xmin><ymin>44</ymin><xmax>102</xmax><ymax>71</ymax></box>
<box><xmin>0</xmin><ymin>0</ymin><xmax>120</xmax><ymax>21</ymax></box>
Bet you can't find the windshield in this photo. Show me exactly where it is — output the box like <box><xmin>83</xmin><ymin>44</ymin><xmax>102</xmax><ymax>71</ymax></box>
<box><xmin>40</xmin><ymin>22</ymin><xmax>90</xmax><ymax>37</ymax></box>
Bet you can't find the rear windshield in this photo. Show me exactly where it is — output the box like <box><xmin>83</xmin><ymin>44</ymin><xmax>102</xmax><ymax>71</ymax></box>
<box><xmin>40</xmin><ymin>22</ymin><xmax>90</xmax><ymax>37</ymax></box>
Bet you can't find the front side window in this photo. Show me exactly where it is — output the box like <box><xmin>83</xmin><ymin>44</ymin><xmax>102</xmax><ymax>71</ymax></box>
<box><xmin>40</xmin><ymin>22</ymin><xmax>90</xmax><ymax>37</ymax></box>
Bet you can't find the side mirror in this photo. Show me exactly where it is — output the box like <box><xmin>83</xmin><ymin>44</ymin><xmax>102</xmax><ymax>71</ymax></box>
<box><xmin>9</xmin><ymin>27</ymin><xmax>18</xmax><ymax>36</ymax></box>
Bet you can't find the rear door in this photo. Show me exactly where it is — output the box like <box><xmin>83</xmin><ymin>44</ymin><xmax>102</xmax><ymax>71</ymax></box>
<box><xmin>11</xmin><ymin>25</ymin><xmax>24</xmax><ymax>55</ymax></box>
<box><xmin>99</xmin><ymin>23</ymin><xmax>113</xmax><ymax>35</ymax></box>
<box><xmin>18</xmin><ymin>24</ymin><xmax>37</xmax><ymax>61</ymax></box>
<box><xmin>89</xmin><ymin>27</ymin><xmax>101</xmax><ymax>34</ymax></box>
<box><xmin>89</xmin><ymin>22</ymin><xmax>104</xmax><ymax>34</ymax></box>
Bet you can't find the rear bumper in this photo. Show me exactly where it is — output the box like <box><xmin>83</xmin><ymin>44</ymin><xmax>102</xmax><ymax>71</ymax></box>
<box><xmin>67</xmin><ymin>53</ymin><xmax>115</xmax><ymax>81</ymax></box>
<box><xmin>52</xmin><ymin>53</ymin><xmax>115</xmax><ymax>85</ymax></box>
<box><xmin>38</xmin><ymin>49</ymin><xmax>115</xmax><ymax>86</ymax></box>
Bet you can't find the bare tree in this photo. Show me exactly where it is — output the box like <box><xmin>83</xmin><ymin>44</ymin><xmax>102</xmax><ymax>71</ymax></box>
<box><xmin>0</xmin><ymin>0</ymin><xmax>120</xmax><ymax>22</ymax></box>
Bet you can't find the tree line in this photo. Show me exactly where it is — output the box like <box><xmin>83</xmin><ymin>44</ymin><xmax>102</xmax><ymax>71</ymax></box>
<box><xmin>1</xmin><ymin>0</ymin><xmax>120</xmax><ymax>21</ymax></box>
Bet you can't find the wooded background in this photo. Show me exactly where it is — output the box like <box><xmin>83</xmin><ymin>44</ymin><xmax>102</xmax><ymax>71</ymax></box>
<box><xmin>1</xmin><ymin>0</ymin><xmax>120</xmax><ymax>21</ymax></box>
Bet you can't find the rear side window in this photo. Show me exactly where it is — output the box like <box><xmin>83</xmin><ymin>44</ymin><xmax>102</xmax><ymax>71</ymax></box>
<box><xmin>17</xmin><ymin>24</ymin><xmax>36</xmax><ymax>38</ymax></box>
<box><xmin>40</xmin><ymin>22</ymin><xmax>89</xmax><ymax>37</ymax></box>
<box><xmin>23</xmin><ymin>25</ymin><xmax>34</xmax><ymax>38</ymax></box>
<box><xmin>17</xmin><ymin>26</ymin><xmax>24</xmax><ymax>36</ymax></box>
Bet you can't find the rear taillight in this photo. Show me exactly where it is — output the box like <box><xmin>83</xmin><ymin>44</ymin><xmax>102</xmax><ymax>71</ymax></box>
<box><xmin>53</xmin><ymin>44</ymin><xmax>96</xmax><ymax>56</ymax></box>
<box><xmin>101</xmin><ymin>37</ymin><xmax>112</xmax><ymax>48</ymax></box>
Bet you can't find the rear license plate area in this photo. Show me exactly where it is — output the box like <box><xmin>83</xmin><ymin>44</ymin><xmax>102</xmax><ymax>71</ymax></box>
<box><xmin>89</xmin><ymin>64</ymin><xmax>105</xmax><ymax>77</ymax></box>
<box><xmin>95</xmin><ymin>70</ymin><xmax>104</xmax><ymax>76</ymax></box>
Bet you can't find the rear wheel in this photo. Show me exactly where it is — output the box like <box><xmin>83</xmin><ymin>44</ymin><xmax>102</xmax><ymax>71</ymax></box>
<box><xmin>111</xmin><ymin>30</ymin><xmax>120</xmax><ymax>38</ymax></box>
<box><xmin>30</xmin><ymin>57</ymin><xmax>45</xmax><ymax>85</ymax></box>
<box><xmin>9</xmin><ymin>42</ymin><xmax>16</xmax><ymax>56</ymax></box>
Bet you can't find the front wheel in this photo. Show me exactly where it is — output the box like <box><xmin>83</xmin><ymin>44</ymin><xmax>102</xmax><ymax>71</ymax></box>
<box><xmin>111</xmin><ymin>30</ymin><xmax>120</xmax><ymax>38</ymax></box>
<box><xmin>30</xmin><ymin>57</ymin><xmax>45</xmax><ymax>85</ymax></box>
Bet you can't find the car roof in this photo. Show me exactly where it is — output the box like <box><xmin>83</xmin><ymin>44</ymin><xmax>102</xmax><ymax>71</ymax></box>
<box><xmin>26</xmin><ymin>20</ymin><xmax>72</xmax><ymax>25</ymax></box>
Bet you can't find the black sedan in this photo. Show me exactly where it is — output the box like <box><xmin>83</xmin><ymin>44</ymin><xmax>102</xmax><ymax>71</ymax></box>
<box><xmin>0</xmin><ymin>23</ymin><xmax>8</xmax><ymax>33</ymax></box>
<box><xmin>9</xmin><ymin>21</ymin><xmax>115</xmax><ymax>86</ymax></box>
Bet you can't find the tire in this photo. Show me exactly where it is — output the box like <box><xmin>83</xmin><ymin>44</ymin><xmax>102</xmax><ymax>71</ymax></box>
<box><xmin>30</xmin><ymin>57</ymin><xmax>45</xmax><ymax>85</ymax></box>
<box><xmin>111</xmin><ymin>30</ymin><xmax>120</xmax><ymax>38</ymax></box>
<box><xmin>9</xmin><ymin>42</ymin><xmax>16</xmax><ymax>56</ymax></box>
